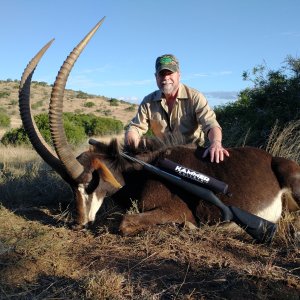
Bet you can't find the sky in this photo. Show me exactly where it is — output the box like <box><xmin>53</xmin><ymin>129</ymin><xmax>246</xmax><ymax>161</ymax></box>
<box><xmin>1</xmin><ymin>0</ymin><xmax>300</xmax><ymax>107</ymax></box>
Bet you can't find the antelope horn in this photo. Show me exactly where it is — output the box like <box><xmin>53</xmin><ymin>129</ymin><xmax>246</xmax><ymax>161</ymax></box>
<box><xmin>19</xmin><ymin>39</ymin><xmax>72</xmax><ymax>182</ymax></box>
<box><xmin>49</xmin><ymin>17</ymin><xmax>106</xmax><ymax>182</ymax></box>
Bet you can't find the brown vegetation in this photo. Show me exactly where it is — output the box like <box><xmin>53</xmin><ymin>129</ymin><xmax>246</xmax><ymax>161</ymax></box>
<box><xmin>0</xmin><ymin>79</ymin><xmax>300</xmax><ymax>299</ymax></box>
<box><xmin>0</xmin><ymin>122</ymin><xmax>300</xmax><ymax>298</ymax></box>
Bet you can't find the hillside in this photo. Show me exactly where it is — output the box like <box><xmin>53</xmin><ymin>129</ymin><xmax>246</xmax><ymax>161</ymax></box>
<box><xmin>0</xmin><ymin>80</ymin><xmax>138</xmax><ymax>139</ymax></box>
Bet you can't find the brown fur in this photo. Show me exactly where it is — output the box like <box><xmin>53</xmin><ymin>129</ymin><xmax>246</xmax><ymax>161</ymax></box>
<box><xmin>90</xmin><ymin>138</ymin><xmax>300</xmax><ymax>236</ymax></box>
<box><xmin>91</xmin><ymin>158</ymin><xmax>122</xmax><ymax>189</ymax></box>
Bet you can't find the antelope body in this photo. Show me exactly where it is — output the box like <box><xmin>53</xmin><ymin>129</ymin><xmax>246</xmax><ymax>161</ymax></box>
<box><xmin>19</xmin><ymin>18</ymin><xmax>300</xmax><ymax>236</ymax></box>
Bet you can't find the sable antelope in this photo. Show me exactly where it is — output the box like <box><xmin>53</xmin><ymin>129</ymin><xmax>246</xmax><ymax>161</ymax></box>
<box><xmin>19</xmin><ymin>18</ymin><xmax>300</xmax><ymax>237</ymax></box>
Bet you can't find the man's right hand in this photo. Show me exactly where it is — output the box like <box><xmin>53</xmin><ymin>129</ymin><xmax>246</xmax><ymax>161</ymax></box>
<box><xmin>125</xmin><ymin>130</ymin><xmax>140</xmax><ymax>148</ymax></box>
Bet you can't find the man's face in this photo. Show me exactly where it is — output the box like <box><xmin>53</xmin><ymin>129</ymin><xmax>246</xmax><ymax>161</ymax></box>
<box><xmin>155</xmin><ymin>69</ymin><xmax>180</xmax><ymax>96</ymax></box>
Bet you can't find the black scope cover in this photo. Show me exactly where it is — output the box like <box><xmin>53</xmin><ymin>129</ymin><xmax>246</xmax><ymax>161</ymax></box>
<box><xmin>157</xmin><ymin>158</ymin><xmax>229</xmax><ymax>194</ymax></box>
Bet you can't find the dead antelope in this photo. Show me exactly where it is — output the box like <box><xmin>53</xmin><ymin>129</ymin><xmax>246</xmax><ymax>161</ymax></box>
<box><xmin>19</xmin><ymin>18</ymin><xmax>300</xmax><ymax>240</ymax></box>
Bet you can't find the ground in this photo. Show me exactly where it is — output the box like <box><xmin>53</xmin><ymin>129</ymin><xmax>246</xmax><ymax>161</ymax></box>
<box><xmin>0</xmin><ymin>80</ymin><xmax>299</xmax><ymax>299</ymax></box>
<box><xmin>0</xmin><ymin>165</ymin><xmax>299</xmax><ymax>299</ymax></box>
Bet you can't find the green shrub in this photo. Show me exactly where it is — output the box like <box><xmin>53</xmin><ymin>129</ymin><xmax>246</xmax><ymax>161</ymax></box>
<box><xmin>92</xmin><ymin>117</ymin><xmax>123</xmax><ymax>136</ymax></box>
<box><xmin>9</xmin><ymin>100</ymin><xmax>18</xmax><ymax>106</ymax></box>
<box><xmin>32</xmin><ymin>100</ymin><xmax>44</xmax><ymax>109</ymax></box>
<box><xmin>0</xmin><ymin>111</ymin><xmax>10</xmax><ymax>128</ymax></box>
<box><xmin>37</xmin><ymin>81</ymin><xmax>48</xmax><ymax>87</ymax></box>
<box><xmin>1</xmin><ymin>112</ymin><xmax>124</xmax><ymax>146</ymax></box>
<box><xmin>1</xmin><ymin>128</ymin><xmax>30</xmax><ymax>145</ymax></box>
<box><xmin>76</xmin><ymin>91</ymin><xmax>89</xmax><ymax>99</ymax></box>
<box><xmin>125</xmin><ymin>105</ymin><xmax>136</xmax><ymax>112</ymax></box>
<box><xmin>63</xmin><ymin>118</ymin><xmax>86</xmax><ymax>144</ymax></box>
<box><xmin>65</xmin><ymin>113</ymin><xmax>123</xmax><ymax>136</ymax></box>
<box><xmin>103</xmin><ymin>109</ymin><xmax>112</xmax><ymax>116</ymax></box>
<box><xmin>84</xmin><ymin>101</ymin><xmax>95</xmax><ymax>108</ymax></box>
<box><xmin>109</xmin><ymin>98</ymin><xmax>119</xmax><ymax>106</ymax></box>
<box><xmin>216</xmin><ymin>56</ymin><xmax>300</xmax><ymax>148</ymax></box>
<box><xmin>0</xmin><ymin>91</ymin><xmax>10</xmax><ymax>98</ymax></box>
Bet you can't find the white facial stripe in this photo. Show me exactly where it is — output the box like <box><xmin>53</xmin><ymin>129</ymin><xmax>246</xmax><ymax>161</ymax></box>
<box><xmin>88</xmin><ymin>190</ymin><xmax>106</xmax><ymax>222</ymax></box>
<box><xmin>77</xmin><ymin>184</ymin><xmax>106</xmax><ymax>225</ymax></box>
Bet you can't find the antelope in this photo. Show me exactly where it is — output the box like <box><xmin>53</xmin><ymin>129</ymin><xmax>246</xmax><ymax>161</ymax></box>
<box><xmin>19</xmin><ymin>18</ymin><xmax>300</xmax><ymax>237</ymax></box>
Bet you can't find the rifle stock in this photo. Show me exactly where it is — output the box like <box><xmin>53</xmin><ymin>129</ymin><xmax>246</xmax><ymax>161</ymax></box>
<box><xmin>120</xmin><ymin>152</ymin><xmax>277</xmax><ymax>243</ymax></box>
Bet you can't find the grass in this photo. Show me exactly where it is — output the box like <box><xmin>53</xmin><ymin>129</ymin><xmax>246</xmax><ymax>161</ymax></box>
<box><xmin>266</xmin><ymin>119</ymin><xmax>300</xmax><ymax>163</ymax></box>
<box><xmin>0</xmin><ymin>122</ymin><xmax>300</xmax><ymax>299</ymax></box>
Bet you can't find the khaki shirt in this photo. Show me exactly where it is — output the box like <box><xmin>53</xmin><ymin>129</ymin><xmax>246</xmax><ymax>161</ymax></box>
<box><xmin>127</xmin><ymin>83</ymin><xmax>221</xmax><ymax>145</ymax></box>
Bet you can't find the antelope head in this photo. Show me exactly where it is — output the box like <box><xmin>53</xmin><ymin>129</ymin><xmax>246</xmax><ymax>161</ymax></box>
<box><xmin>19</xmin><ymin>17</ymin><xmax>122</xmax><ymax>228</ymax></box>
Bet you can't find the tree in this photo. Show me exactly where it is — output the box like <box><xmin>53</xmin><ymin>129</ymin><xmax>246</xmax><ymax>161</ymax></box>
<box><xmin>215</xmin><ymin>56</ymin><xmax>300</xmax><ymax>148</ymax></box>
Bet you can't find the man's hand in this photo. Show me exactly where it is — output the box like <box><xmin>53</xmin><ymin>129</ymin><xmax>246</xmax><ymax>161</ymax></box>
<box><xmin>202</xmin><ymin>140</ymin><xmax>230</xmax><ymax>163</ymax></box>
<box><xmin>125</xmin><ymin>130</ymin><xmax>140</xmax><ymax>149</ymax></box>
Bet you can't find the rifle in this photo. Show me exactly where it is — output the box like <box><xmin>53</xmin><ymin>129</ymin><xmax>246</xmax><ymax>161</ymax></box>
<box><xmin>120</xmin><ymin>152</ymin><xmax>277</xmax><ymax>244</ymax></box>
<box><xmin>157</xmin><ymin>158</ymin><xmax>229</xmax><ymax>195</ymax></box>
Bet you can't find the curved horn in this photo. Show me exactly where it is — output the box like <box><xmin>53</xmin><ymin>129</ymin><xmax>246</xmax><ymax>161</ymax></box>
<box><xmin>19</xmin><ymin>39</ymin><xmax>71</xmax><ymax>181</ymax></box>
<box><xmin>49</xmin><ymin>17</ymin><xmax>106</xmax><ymax>182</ymax></box>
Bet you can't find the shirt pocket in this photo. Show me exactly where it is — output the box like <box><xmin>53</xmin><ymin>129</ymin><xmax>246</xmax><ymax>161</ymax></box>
<box><xmin>179</xmin><ymin>112</ymin><xmax>196</xmax><ymax>130</ymax></box>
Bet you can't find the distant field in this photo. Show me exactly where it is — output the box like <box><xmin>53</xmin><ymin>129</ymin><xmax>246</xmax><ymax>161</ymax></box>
<box><xmin>0</xmin><ymin>80</ymin><xmax>138</xmax><ymax>139</ymax></box>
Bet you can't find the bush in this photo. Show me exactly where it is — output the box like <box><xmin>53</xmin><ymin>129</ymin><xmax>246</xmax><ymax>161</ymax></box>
<box><xmin>125</xmin><ymin>105</ymin><xmax>136</xmax><ymax>112</ymax></box>
<box><xmin>65</xmin><ymin>113</ymin><xmax>123</xmax><ymax>136</ymax></box>
<box><xmin>34</xmin><ymin>113</ymin><xmax>86</xmax><ymax>145</ymax></box>
<box><xmin>31</xmin><ymin>100</ymin><xmax>44</xmax><ymax>109</ymax></box>
<box><xmin>0</xmin><ymin>111</ymin><xmax>10</xmax><ymax>128</ymax></box>
<box><xmin>63</xmin><ymin>118</ymin><xmax>86</xmax><ymax>144</ymax></box>
<box><xmin>1</xmin><ymin>112</ymin><xmax>124</xmax><ymax>146</ymax></box>
<box><xmin>109</xmin><ymin>98</ymin><xmax>119</xmax><ymax>106</ymax></box>
<box><xmin>0</xmin><ymin>91</ymin><xmax>10</xmax><ymax>98</ymax></box>
<box><xmin>1</xmin><ymin>128</ymin><xmax>30</xmax><ymax>145</ymax></box>
<box><xmin>84</xmin><ymin>101</ymin><xmax>95</xmax><ymax>108</ymax></box>
<box><xmin>9</xmin><ymin>100</ymin><xmax>18</xmax><ymax>106</ymax></box>
<box><xmin>92</xmin><ymin>117</ymin><xmax>123</xmax><ymax>136</ymax></box>
<box><xmin>76</xmin><ymin>91</ymin><xmax>89</xmax><ymax>99</ymax></box>
<box><xmin>216</xmin><ymin>56</ymin><xmax>300</xmax><ymax>148</ymax></box>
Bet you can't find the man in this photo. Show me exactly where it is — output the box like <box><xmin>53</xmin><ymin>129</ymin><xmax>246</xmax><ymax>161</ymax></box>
<box><xmin>125</xmin><ymin>54</ymin><xmax>229</xmax><ymax>163</ymax></box>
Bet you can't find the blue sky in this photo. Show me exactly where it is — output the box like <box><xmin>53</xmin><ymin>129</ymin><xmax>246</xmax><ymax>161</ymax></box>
<box><xmin>1</xmin><ymin>0</ymin><xmax>300</xmax><ymax>107</ymax></box>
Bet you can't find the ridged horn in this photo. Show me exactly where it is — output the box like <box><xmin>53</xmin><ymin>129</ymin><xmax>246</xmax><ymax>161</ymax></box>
<box><xmin>19</xmin><ymin>39</ymin><xmax>71</xmax><ymax>181</ymax></box>
<box><xmin>49</xmin><ymin>17</ymin><xmax>106</xmax><ymax>182</ymax></box>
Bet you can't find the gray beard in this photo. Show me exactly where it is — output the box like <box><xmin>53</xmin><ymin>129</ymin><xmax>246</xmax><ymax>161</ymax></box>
<box><xmin>160</xmin><ymin>83</ymin><xmax>174</xmax><ymax>95</ymax></box>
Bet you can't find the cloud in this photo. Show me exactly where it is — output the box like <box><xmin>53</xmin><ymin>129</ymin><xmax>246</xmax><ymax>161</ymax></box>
<box><xmin>118</xmin><ymin>96</ymin><xmax>140</xmax><ymax>103</ymax></box>
<box><xmin>280</xmin><ymin>32</ymin><xmax>300</xmax><ymax>38</ymax></box>
<box><xmin>204</xmin><ymin>91</ymin><xmax>238</xmax><ymax>100</ymax></box>
<box><xmin>203</xmin><ymin>91</ymin><xmax>238</xmax><ymax>108</ymax></box>
<box><xmin>183</xmin><ymin>70</ymin><xmax>233</xmax><ymax>80</ymax></box>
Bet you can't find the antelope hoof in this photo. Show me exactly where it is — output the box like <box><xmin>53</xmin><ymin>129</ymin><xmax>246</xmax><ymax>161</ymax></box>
<box><xmin>119</xmin><ymin>215</ymin><xmax>143</xmax><ymax>236</ymax></box>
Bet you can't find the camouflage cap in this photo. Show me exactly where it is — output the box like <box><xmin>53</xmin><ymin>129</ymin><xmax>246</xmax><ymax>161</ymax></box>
<box><xmin>155</xmin><ymin>54</ymin><xmax>180</xmax><ymax>74</ymax></box>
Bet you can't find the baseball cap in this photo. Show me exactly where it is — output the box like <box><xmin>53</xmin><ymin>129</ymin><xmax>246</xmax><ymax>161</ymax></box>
<box><xmin>155</xmin><ymin>54</ymin><xmax>180</xmax><ymax>74</ymax></box>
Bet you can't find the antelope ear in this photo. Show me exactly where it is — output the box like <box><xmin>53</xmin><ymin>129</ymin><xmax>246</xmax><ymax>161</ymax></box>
<box><xmin>91</xmin><ymin>158</ymin><xmax>122</xmax><ymax>189</ymax></box>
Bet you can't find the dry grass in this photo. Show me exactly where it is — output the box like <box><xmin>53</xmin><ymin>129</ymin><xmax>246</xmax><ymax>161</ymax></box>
<box><xmin>266</xmin><ymin>120</ymin><xmax>300</xmax><ymax>163</ymax></box>
<box><xmin>0</xmin><ymin>80</ymin><xmax>300</xmax><ymax>298</ymax></box>
<box><xmin>0</xmin><ymin>139</ymin><xmax>300</xmax><ymax>299</ymax></box>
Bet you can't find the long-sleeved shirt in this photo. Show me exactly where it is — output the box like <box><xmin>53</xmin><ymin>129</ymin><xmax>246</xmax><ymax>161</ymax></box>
<box><xmin>126</xmin><ymin>83</ymin><xmax>221</xmax><ymax>145</ymax></box>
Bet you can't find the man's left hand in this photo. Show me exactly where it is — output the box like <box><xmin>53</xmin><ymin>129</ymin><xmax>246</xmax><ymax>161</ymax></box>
<box><xmin>202</xmin><ymin>141</ymin><xmax>230</xmax><ymax>163</ymax></box>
